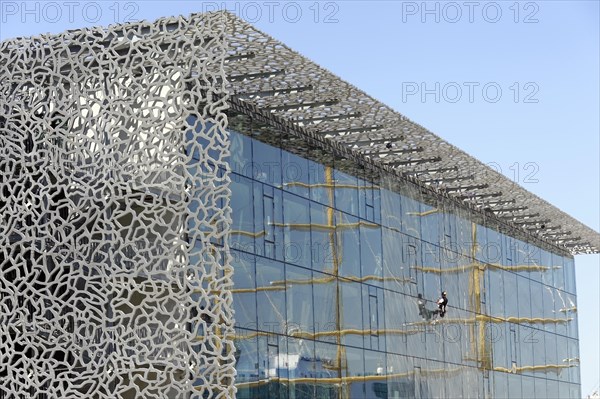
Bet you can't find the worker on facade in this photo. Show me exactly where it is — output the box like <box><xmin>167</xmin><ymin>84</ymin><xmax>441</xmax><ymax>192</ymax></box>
<box><xmin>437</xmin><ymin>291</ymin><xmax>448</xmax><ymax>318</ymax></box>
<box><xmin>417</xmin><ymin>293</ymin><xmax>436</xmax><ymax>321</ymax></box>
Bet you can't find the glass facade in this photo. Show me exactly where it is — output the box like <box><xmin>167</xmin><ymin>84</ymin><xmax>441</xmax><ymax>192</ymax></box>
<box><xmin>194</xmin><ymin>111</ymin><xmax>581</xmax><ymax>398</ymax></box>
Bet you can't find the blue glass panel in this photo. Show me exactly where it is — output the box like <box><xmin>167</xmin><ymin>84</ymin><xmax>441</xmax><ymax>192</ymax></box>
<box><xmin>360</xmin><ymin>223</ymin><xmax>383</xmax><ymax>287</ymax></box>
<box><xmin>333</xmin><ymin>169</ymin><xmax>359</xmax><ymax>217</ymax></box>
<box><xmin>229</xmin><ymin>130</ymin><xmax>253</xmax><ymax>178</ymax></box>
<box><xmin>252</xmin><ymin>139</ymin><xmax>281</xmax><ymax>187</ymax></box>
<box><xmin>336</xmin><ymin>211</ymin><xmax>361</xmax><ymax>280</ymax></box>
<box><xmin>233</xmin><ymin>327</ymin><xmax>259</xmax><ymax>399</ymax></box>
<box><xmin>230</xmin><ymin>175</ymin><xmax>255</xmax><ymax>250</ymax></box>
<box><xmin>282</xmin><ymin>192</ymin><xmax>311</xmax><ymax>269</ymax></box>
<box><xmin>309</xmin><ymin>202</ymin><xmax>335</xmax><ymax>274</ymax></box>
<box><xmin>552</xmin><ymin>252</ymin><xmax>565</xmax><ymax>291</ymax></box>
<box><xmin>564</xmin><ymin>257</ymin><xmax>576</xmax><ymax>295</ymax></box>
<box><xmin>256</xmin><ymin>257</ymin><xmax>286</xmax><ymax>334</ymax></box>
<box><xmin>285</xmin><ymin>264</ymin><xmax>314</xmax><ymax>336</ymax></box>
<box><xmin>380</xmin><ymin>187</ymin><xmax>402</xmax><ymax>231</ymax></box>
<box><xmin>521</xmin><ymin>375</ymin><xmax>535</xmax><ymax>397</ymax></box>
<box><xmin>339</xmin><ymin>280</ymin><xmax>363</xmax><ymax>348</ymax></box>
<box><xmin>534</xmin><ymin>377</ymin><xmax>548</xmax><ymax>398</ymax></box>
<box><xmin>282</xmin><ymin>150</ymin><xmax>310</xmax><ymax>199</ymax></box>
<box><xmin>507</xmin><ymin>374</ymin><xmax>522</xmax><ymax>398</ymax></box>
<box><xmin>386</xmin><ymin>354</ymin><xmax>414</xmax><ymax>398</ymax></box>
<box><xmin>231</xmin><ymin>249</ymin><xmax>257</xmax><ymax>329</ymax></box>
<box><xmin>312</xmin><ymin>270</ymin><xmax>337</xmax><ymax>344</ymax></box>
<box><xmin>383</xmin><ymin>290</ymin><xmax>407</xmax><ymax>356</ymax></box>
<box><xmin>401</xmin><ymin>194</ymin><xmax>421</xmax><ymax>239</ymax></box>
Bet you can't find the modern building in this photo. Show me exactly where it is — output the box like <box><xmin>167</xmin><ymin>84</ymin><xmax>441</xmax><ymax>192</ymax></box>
<box><xmin>1</xmin><ymin>11</ymin><xmax>598</xmax><ymax>399</ymax></box>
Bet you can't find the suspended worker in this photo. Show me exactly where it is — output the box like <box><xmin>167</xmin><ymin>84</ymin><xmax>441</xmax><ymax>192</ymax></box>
<box><xmin>437</xmin><ymin>291</ymin><xmax>448</xmax><ymax>318</ymax></box>
<box><xmin>417</xmin><ymin>293</ymin><xmax>435</xmax><ymax>321</ymax></box>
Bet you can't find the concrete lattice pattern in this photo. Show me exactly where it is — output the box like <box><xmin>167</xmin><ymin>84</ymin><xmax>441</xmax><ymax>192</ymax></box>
<box><xmin>0</xmin><ymin>13</ymin><xmax>235</xmax><ymax>399</ymax></box>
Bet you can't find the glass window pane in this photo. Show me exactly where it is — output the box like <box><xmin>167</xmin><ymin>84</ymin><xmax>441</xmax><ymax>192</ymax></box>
<box><xmin>556</xmin><ymin>335</ymin><xmax>569</xmax><ymax>383</ymax></box>
<box><xmin>545</xmin><ymin>332</ymin><xmax>558</xmax><ymax>374</ymax></box>
<box><xmin>310</xmin><ymin>202</ymin><xmax>336</xmax><ymax>274</ymax></box>
<box><xmin>364</xmin><ymin>350</ymin><xmax>387</xmax><ymax>398</ymax></box>
<box><xmin>423</xmin><ymin>360</ymin><xmax>445</xmax><ymax>398</ymax></box>
<box><xmin>507</xmin><ymin>374</ymin><xmax>522</xmax><ymax>398</ymax></box>
<box><xmin>287</xmin><ymin>337</ymin><xmax>315</xmax><ymax>398</ymax></box>
<box><xmin>339</xmin><ymin>280</ymin><xmax>363</xmax><ymax>348</ymax></box>
<box><xmin>334</xmin><ymin>169</ymin><xmax>359</xmax><ymax>216</ymax></box>
<box><xmin>233</xmin><ymin>327</ymin><xmax>259</xmax><ymax>398</ymax></box>
<box><xmin>420</xmin><ymin>203</ymin><xmax>440</xmax><ymax>247</ymax></box>
<box><xmin>444</xmin><ymin>367</ymin><xmax>466</xmax><ymax>399</ymax></box>
<box><xmin>256</xmin><ymin>257</ymin><xmax>286</xmax><ymax>334</ymax></box>
<box><xmin>229</xmin><ymin>130</ymin><xmax>253</xmax><ymax>179</ymax></box>
<box><xmin>336</xmin><ymin>211</ymin><xmax>361</xmax><ymax>279</ymax></box>
<box><xmin>555</xmin><ymin>287</ymin><xmax>569</xmax><ymax>336</ymax></box>
<box><xmin>567</xmin><ymin>338</ymin><xmax>580</xmax><ymax>384</ymax></box>
<box><xmin>360</xmin><ymin>223</ymin><xmax>383</xmax><ymax>286</ymax></box>
<box><xmin>519</xmin><ymin>324</ymin><xmax>535</xmax><ymax>377</ymax></box>
<box><xmin>530</xmin><ymin>281</ymin><xmax>544</xmax><ymax>325</ymax></box>
<box><xmin>314</xmin><ymin>341</ymin><xmax>341</xmax><ymax>398</ymax></box>
<box><xmin>552</xmin><ymin>252</ymin><xmax>565</xmax><ymax>291</ymax></box>
<box><xmin>439</xmin><ymin>251</ymin><xmax>464</xmax><ymax>314</ymax></box>
<box><xmin>286</xmin><ymin>264</ymin><xmax>314</xmax><ymax>336</ymax></box>
<box><xmin>521</xmin><ymin>375</ymin><xmax>535</xmax><ymax>398</ymax></box>
<box><xmin>344</xmin><ymin>346</ymin><xmax>365</xmax><ymax>399</ymax></box>
<box><xmin>231</xmin><ymin>250</ymin><xmax>257</xmax><ymax>329</ymax></box>
<box><xmin>542</xmin><ymin>284</ymin><xmax>557</xmax><ymax>334</ymax></box>
<box><xmin>252</xmin><ymin>139</ymin><xmax>281</xmax><ymax>186</ymax></box>
<box><xmin>462</xmin><ymin>366</ymin><xmax>479</xmax><ymax>398</ymax></box>
<box><xmin>230</xmin><ymin>175</ymin><xmax>255</xmax><ymax>249</ymax></box>
<box><xmin>383</xmin><ymin>290</ymin><xmax>407</xmax><ymax>356</ymax></box>
<box><xmin>534</xmin><ymin>375</ymin><xmax>548</xmax><ymax>398</ymax></box>
<box><xmin>493</xmin><ymin>370</ymin><xmax>508</xmax><ymax>398</ymax></box>
<box><xmin>312</xmin><ymin>270</ymin><xmax>338</xmax><ymax>344</ymax></box>
<box><xmin>546</xmin><ymin>380</ymin><xmax>558</xmax><ymax>399</ymax></box>
<box><xmin>558</xmin><ymin>382</ymin><xmax>570</xmax><ymax>398</ymax></box>
<box><xmin>386</xmin><ymin>354</ymin><xmax>413</xmax><ymax>398</ymax></box>
<box><xmin>282</xmin><ymin>150</ymin><xmax>310</xmax><ymax>199</ymax></box>
<box><xmin>564</xmin><ymin>257</ymin><xmax>576</xmax><ymax>294</ymax></box>
<box><xmin>569</xmin><ymin>383</ymin><xmax>581</xmax><ymax>398</ymax></box>
<box><xmin>401</xmin><ymin>193</ymin><xmax>422</xmax><ymax>239</ymax></box>
<box><xmin>538</xmin><ymin>249</ymin><xmax>553</xmax><ymax>286</ymax></box>
<box><xmin>382</xmin><ymin>227</ymin><xmax>411</xmax><ymax>292</ymax></box>
<box><xmin>380</xmin><ymin>187</ymin><xmax>402</xmax><ymax>231</ymax></box>
<box><xmin>531</xmin><ymin>329</ymin><xmax>547</xmax><ymax>378</ymax></box>
<box><xmin>517</xmin><ymin>276</ymin><xmax>532</xmax><ymax>320</ymax></box>
<box><xmin>421</xmin><ymin>241</ymin><xmax>441</xmax><ymax>302</ymax></box>
<box><xmin>283</xmin><ymin>192</ymin><xmax>311</xmax><ymax>269</ymax></box>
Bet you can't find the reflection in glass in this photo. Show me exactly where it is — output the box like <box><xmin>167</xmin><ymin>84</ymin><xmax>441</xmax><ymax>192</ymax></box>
<box><xmin>223</xmin><ymin>115</ymin><xmax>582</xmax><ymax>398</ymax></box>
<box><xmin>334</xmin><ymin>169</ymin><xmax>359</xmax><ymax>216</ymax></box>
<box><xmin>233</xmin><ymin>328</ymin><xmax>259</xmax><ymax>399</ymax></box>
<box><xmin>231</xmin><ymin>250</ymin><xmax>257</xmax><ymax>329</ymax></box>
<box><xmin>310</xmin><ymin>202</ymin><xmax>336</xmax><ymax>274</ymax></box>
<box><xmin>286</xmin><ymin>265</ymin><xmax>314</xmax><ymax>336</ymax></box>
<box><xmin>256</xmin><ymin>257</ymin><xmax>285</xmax><ymax>334</ymax></box>
<box><xmin>283</xmin><ymin>192</ymin><xmax>311</xmax><ymax>268</ymax></box>
<box><xmin>313</xmin><ymin>270</ymin><xmax>338</xmax><ymax>344</ymax></box>
<box><xmin>360</xmin><ymin>223</ymin><xmax>383</xmax><ymax>286</ymax></box>
<box><xmin>336</xmin><ymin>211</ymin><xmax>361</xmax><ymax>279</ymax></box>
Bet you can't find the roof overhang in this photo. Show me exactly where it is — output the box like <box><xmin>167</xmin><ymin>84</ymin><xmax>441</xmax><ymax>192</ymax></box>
<box><xmin>219</xmin><ymin>12</ymin><xmax>599</xmax><ymax>255</ymax></box>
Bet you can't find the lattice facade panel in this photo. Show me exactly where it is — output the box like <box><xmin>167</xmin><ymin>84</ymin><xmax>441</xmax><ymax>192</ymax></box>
<box><xmin>0</xmin><ymin>14</ymin><xmax>235</xmax><ymax>399</ymax></box>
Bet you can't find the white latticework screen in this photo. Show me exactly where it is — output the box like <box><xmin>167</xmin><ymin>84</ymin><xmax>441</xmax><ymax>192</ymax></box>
<box><xmin>0</xmin><ymin>13</ymin><xmax>235</xmax><ymax>399</ymax></box>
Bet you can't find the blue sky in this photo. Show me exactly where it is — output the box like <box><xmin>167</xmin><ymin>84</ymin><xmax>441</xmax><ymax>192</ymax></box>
<box><xmin>1</xmin><ymin>0</ymin><xmax>598</xmax><ymax>395</ymax></box>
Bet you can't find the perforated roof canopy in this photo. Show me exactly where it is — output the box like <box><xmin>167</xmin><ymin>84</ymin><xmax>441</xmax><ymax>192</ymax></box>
<box><xmin>219</xmin><ymin>12</ymin><xmax>599</xmax><ymax>255</ymax></box>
